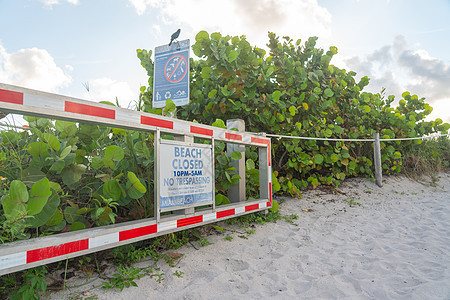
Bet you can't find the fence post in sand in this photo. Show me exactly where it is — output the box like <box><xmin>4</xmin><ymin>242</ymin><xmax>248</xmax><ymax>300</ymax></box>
<box><xmin>373</xmin><ymin>132</ymin><xmax>383</xmax><ymax>187</ymax></box>
<box><xmin>227</xmin><ymin>119</ymin><xmax>246</xmax><ymax>202</ymax></box>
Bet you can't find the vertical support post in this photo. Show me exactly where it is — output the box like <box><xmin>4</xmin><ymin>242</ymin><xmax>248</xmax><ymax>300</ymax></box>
<box><xmin>154</xmin><ymin>129</ymin><xmax>161</xmax><ymax>223</ymax></box>
<box><xmin>373</xmin><ymin>132</ymin><xmax>383</xmax><ymax>187</ymax></box>
<box><xmin>227</xmin><ymin>119</ymin><xmax>245</xmax><ymax>202</ymax></box>
<box><xmin>258</xmin><ymin>133</ymin><xmax>270</xmax><ymax>206</ymax></box>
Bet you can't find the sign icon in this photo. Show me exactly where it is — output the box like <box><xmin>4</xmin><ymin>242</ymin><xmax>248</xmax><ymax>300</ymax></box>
<box><xmin>153</xmin><ymin>39</ymin><xmax>190</xmax><ymax>108</ymax></box>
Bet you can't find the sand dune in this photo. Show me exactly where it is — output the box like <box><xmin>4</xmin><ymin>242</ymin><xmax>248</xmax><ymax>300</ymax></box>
<box><xmin>50</xmin><ymin>173</ymin><xmax>450</xmax><ymax>299</ymax></box>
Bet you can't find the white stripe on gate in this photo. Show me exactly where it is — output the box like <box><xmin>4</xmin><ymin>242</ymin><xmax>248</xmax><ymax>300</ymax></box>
<box><xmin>23</xmin><ymin>93</ymin><xmax>65</xmax><ymax>112</ymax></box>
<box><xmin>0</xmin><ymin>252</ymin><xmax>27</xmax><ymax>270</ymax></box>
<box><xmin>173</xmin><ymin>121</ymin><xmax>190</xmax><ymax>133</ymax></box>
<box><xmin>202</xmin><ymin>213</ymin><xmax>216</xmax><ymax>223</ymax></box>
<box><xmin>89</xmin><ymin>232</ymin><xmax>119</xmax><ymax>249</ymax></box>
<box><xmin>157</xmin><ymin>220</ymin><xmax>177</xmax><ymax>232</ymax></box>
<box><xmin>116</xmin><ymin>109</ymin><xmax>140</xmax><ymax>124</ymax></box>
<box><xmin>235</xmin><ymin>206</ymin><xmax>245</xmax><ymax>215</ymax></box>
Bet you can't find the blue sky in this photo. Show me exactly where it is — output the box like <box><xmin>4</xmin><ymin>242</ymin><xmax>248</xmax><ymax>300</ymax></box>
<box><xmin>0</xmin><ymin>0</ymin><xmax>449</xmax><ymax>123</ymax></box>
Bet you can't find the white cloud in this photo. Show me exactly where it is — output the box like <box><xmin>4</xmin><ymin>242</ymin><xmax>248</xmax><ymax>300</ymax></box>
<box><xmin>344</xmin><ymin>36</ymin><xmax>450</xmax><ymax>122</ymax></box>
<box><xmin>41</xmin><ymin>0</ymin><xmax>80</xmax><ymax>8</ymax></box>
<box><xmin>83</xmin><ymin>78</ymin><xmax>135</xmax><ymax>109</ymax></box>
<box><xmin>129</xmin><ymin>0</ymin><xmax>332</xmax><ymax>48</ymax></box>
<box><xmin>0</xmin><ymin>44</ymin><xmax>71</xmax><ymax>93</ymax></box>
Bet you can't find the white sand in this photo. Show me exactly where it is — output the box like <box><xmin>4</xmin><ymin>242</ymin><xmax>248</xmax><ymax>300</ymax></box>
<box><xmin>50</xmin><ymin>173</ymin><xmax>450</xmax><ymax>299</ymax></box>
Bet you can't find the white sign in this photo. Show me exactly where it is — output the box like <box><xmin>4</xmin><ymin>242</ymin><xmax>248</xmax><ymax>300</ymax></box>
<box><xmin>159</xmin><ymin>142</ymin><xmax>213</xmax><ymax>209</ymax></box>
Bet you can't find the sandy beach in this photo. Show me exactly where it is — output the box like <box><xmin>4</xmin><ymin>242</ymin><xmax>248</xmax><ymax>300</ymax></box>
<box><xmin>49</xmin><ymin>173</ymin><xmax>450</xmax><ymax>299</ymax></box>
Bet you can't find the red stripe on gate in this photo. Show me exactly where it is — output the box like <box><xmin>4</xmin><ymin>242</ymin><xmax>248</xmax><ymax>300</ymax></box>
<box><xmin>177</xmin><ymin>215</ymin><xmax>203</xmax><ymax>228</ymax></box>
<box><xmin>141</xmin><ymin>115</ymin><xmax>173</xmax><ymax>129</ymax></box>
<box><xmin>190</xmin><ymin>126</ymin><xmax>213</xmax><ymax>136</ymax></box>
<box><xmin>119</xmin><ymin>224</ymin><xmax>157</xmax><ymax>241</ymax></box>
<box><xmin>225</xmin><ymin>132</ymin><xmax>242</xmax><ymax>141</ymax></box>
<box><xmin>0</xmin><ymin>89</ymin><xmax>23</xmax><ymax>105</ymax></box>
<box><xmin>217</xmin><ymin>209</ymin><xmax>235</xmax><ymax>219</ymax></box>
<box><xmin>65</xmin><ymin>101</ymin><xmax>115</xmax><ymax>119</ymax></box>
<box><xmin>26</xmin><ymin>239</ymin><xmax>89</xmax><ymax>263</ymax></box>
<box><xmin>268</xmin><ymin>143</ymin><xmax>271</xmax><ymax>166</ymax></box>
<box><xmin>245</xmin><ymin>204</ymin><xmax>259</xmax><ymax>212</ymax></box>
<box><xmin>269</xmin><ymin>183</ymin><xmax>272</xmax><ymax>204</ymax></box>
<box><xmin>251</xmin><ymin>137</ymin><xmax>269</xmax><ymax>145</ymax></box>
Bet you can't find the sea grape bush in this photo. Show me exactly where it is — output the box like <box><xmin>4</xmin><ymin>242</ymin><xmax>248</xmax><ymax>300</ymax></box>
<box><xmin>137</xmin><ymin>30</ymin><xmax>449</xmax><ymax>195</ymax></box>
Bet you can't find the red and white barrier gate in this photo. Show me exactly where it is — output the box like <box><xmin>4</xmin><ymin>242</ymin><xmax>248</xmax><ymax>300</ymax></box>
<box><xmin>0</xmin><ymin>83</ymin><xmax>272</xmax><ymax>275</ymax></box>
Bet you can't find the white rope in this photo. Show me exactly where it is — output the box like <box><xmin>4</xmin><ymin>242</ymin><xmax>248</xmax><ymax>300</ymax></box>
<box><xmin>266</xmin><ymin>132</ymin><xmax>449</xmax><ymax>142</ymax></box>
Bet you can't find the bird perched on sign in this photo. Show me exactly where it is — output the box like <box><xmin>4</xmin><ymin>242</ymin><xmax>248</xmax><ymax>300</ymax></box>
<box><xmin>169</xmin><ymin>29</ymin><xmax>181</xmax><ymax>46</ymax></box>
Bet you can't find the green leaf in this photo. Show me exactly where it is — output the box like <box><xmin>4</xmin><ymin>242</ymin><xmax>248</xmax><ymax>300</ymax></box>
<box><xmin>212</xmin><ymin>119</ymin><xmax>226</xmax><ymax>129</ymax></box>
<box><xmin>272</xmin><ymin>90</ymin><xmax>281</xmax><ymax>102</ymax></box>
<box><xmin>201</xmin><ymin>67</ymin><xmax>212</xmax><ymax>79</ymax></box>
<box><xmin>27</xmin><ymin>192</ymin><xmax>60</xmax><ymax>228</ymax></box>
<box><xmin>313</xmin><ymin>154</ymin><xmax>324</xmax><ymax>164</ymax></box>
<box><xmin>55</xmin><ymin>120</ymin><xmax>78</xmax><ymax>138</ymax></box>
<box><xmin>208</xmin><ymin>89</ymin><xmax>217</xmax><ymax>98</ymax></box>
<box><xmin>266</xmin><ymin>66</ymin><xmax>274</xmax><ymax>77</ymax></box>
<box><xmin>269</xmin><ymin>200</ymin><xmax>279</xmax><ymax>212</ymax></box>
<box><xmin>103</xmin><ymin>145</ymin><xmax>124</xmax><ymax>168</ymax></box>
<box><xmin>231</xmin><ymin>151</ymin><xmax>242</xmax><ymax>160</ymax></box>
<box><xmin>324</xmin><ymin>88</ymin><xmax>334</xmax><ymax>98</ymax></box>
<box><xmin>61</xmin><ymin>164</ymin><xmax>86</xmax><ymax>186</ymax></box>
<box><xmin>246</xmin><ymin>159</ymin><xmax>255</xmax><ymax>170</ymax></box>
<box><xmin>195</xmin><ymin>30</ymin><xmax>209</xmax><ymax>42</ymax></box>
<box><xmin>126</xmin><ymin>172</ymin><xmax>147</xmax><ymax>199</ymax></box>
<box><xmin>289</xmin><ymin>106</ymin><xmax>296</xmax><ymax>116</ymax></box>
<box><xmin>228</xmin><ymin>50</ymin><xmax>238</xmax><ymax>62</ymax></box>
<box><xmin>91</xmin><ymin>156</ymin><xmax>103</xmax><ymax>169</ymax></box>
<box><xmin>43</xmin><ymin>133</ymin><xmax>60</xmax><ymax>151</ymax></box>
<box><xmin>330</xmin><ymin>154</ymin><xmax>339</xmax><ymax>162</ymax></box>
<box><xmin>70</xmin><ymin>222</ymin><xmax>86</xmax><ymax>231</ymax></box>
<box><xmin>59</xmin><ymin>146</ymin><xmax>72</xmax><ymax>159</ymax></box>
<box><xmin>8</xmin><ymin>180</ymin><xmax>29</xmax><ymax>206</ymax></box>
<box><xmin>64</xmin><ymin>206</ymin><xmax>82</xmax><ymax>224</ymax></box>
<box><xmin>103</xmin><ymin>179</ymin><xmax>122</xmax><ymax>201</ymax></box>
<box><xmin>50</xmin><ymin>160</ymin><xmax>65</xmax><ymax>172</ymax></box>
<box><xmin>215</xmin><ymin>194</ymin><xmax>230</xmax><ymax>206</ymax></box>
<box><xmin>28</xmin><ymin>142</ymin><xmax>50</xmax><ymax>158</ymax></box>
<box><xmin>46</xmin><ymin>208</ymin><xmax>64</xmax><ymax>226</ymax></box>
<box><xmin>27</xmin><ymin>177</ymin><xmax>52</xmax><ymax>215</ymax></box>
<box><xmin>363</xmin><ymin>105</ymin><xmax>371</xmax><ymax>113</ymax></box>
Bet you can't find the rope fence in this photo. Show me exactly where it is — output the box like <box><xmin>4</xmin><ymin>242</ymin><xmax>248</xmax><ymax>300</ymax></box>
<box><xmin>265</xmin><ymin>132</ymin><xmax>449</xmax><ymax>142</ymax></box>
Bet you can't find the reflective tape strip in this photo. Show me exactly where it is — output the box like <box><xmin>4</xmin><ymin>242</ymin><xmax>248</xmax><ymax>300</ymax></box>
<box><xmin>157</xmin><ymin>220</ymin><xmax>177</xmax><ymax>232</ymax></box>
<box><xmin>141</xmin><ymin>115</ymin><xmax>173</xmax><ymax>129</ymax></box>
<box><xmin>177</xmin><ymin>215</ymin><xmax>203</xmax><ymax>228</ymax></box>
<box><xmin>245</xmin><ymin>204</ymin><xmax>259</xmax><ymax>212</ymax></box>
<box><xmin>0</xmin><ymin>252</ymin><xmax>27</xmax><ymax>270</ymax></box>
<box><xmin>119</xmin><ymin>224</ymin><xmax>158</xmax><ymax>241</ymax></box>
<box><xmin>65</xmin><ymin>101</ymin><xmax>116</xmax><ymax>119</ymax></box>
<box><xmin>269</xmin><ymin>182</ymin><xmax>272</xmax><ymax>204</ymax></box>
<box><xmin>202</xmin><ymin>213</ymin><xmax>216</xmax><ymax>223</ymax></box>
<box><xmin>235</xmin><ymin>206</ymin><xmax>245</xmax><ymax>215</ymax></box>
<box><xmin>116</xmin><ymin>109</ymin><xmax>140</xmax><ymax>124</ymax></box>
<box><xmin>190</xmin><ymin>125</ymin><xmax>213</xmax><ymax>136</ymax></box>
<box><xmin>214</xmin><ymin>129</ymin><xmax>226</xmax><ymax>139</ymax></box>
<box><xmin>268</xmin><ymin>143</ymin><xmax>271</xmax><ymax>166</ymax></box>
<box><xmin>225</xmin><ymin>132</ymin><xmax>242</xmax><ymax>141</ymax></box>
<box><xmin>0</xmin><ymin>89</ymin><xmax>23</xmax><ymax>104</ymax></box>
<box><xmin>217</xmin><ymin>209</ymin><xmax>235</xmax><ymax>219</ymax></box>
<box><xmin>173</xmin><ymin>121</ymin><xmax>190</xmax><ymax>133</ymax></box>
<box><xmin>89</xmin><ymin>233</ymin><xmax>119</xmax><ymax>249</ymax></box>
<box><xmin>26</xmin><ymin>239</ymin><xmax>89</xmax><ymax>263</ymax></box>
<box><xmin>251</xmin><ymin>137</ymin><xmax>269</xmax><ymax>145</ymax></box>
<box><xmin>24</xmin><ymin>93</ymin><xmax>64</xmax><ymax>111</ymax></box>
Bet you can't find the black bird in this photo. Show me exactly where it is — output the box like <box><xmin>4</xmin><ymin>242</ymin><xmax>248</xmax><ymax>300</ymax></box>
<box><xmin>169</xmin><ymin>29</ymin><xmax>181</xmax><ymax>46</ymax></box>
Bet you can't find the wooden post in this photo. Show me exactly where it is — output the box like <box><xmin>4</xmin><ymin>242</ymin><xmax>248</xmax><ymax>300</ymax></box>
<box><xmin>227</xmin><ymin>119</ymin><xmax>246</xmax><ymax>202</ymax></box>
<box><xmin>373</xmin><ymin>132</ymin><xmax>383</xmax><ymax>187</ymax></box>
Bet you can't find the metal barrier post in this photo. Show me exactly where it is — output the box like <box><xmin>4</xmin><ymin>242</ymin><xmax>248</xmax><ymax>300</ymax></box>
<box><xmin>373</xmin><ymin>132</ymin><xmax>383</xmax><ymax>187</ymax></box>
<box><xmin>227</xmin><ymin>119</ymin><xmax>246</xmax><ymax>202</ymax></box>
